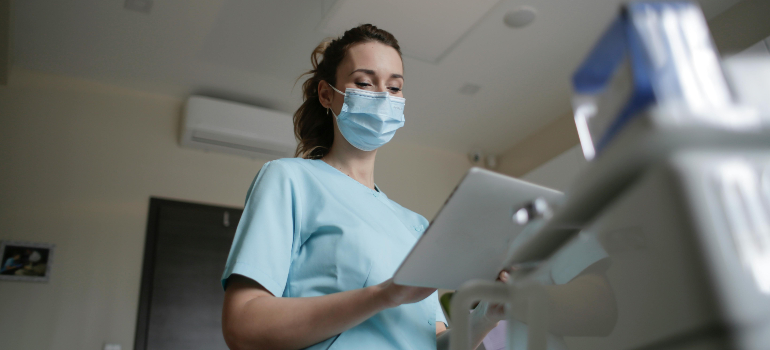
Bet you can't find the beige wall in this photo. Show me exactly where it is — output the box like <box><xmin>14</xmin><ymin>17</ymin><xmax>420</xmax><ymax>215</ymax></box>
<box><xmin>0</xmin><ymin>68</ymin><xmax>471</xmax><ymax>350</ymax></box>
<box><xmin>709</xmin><ymin>0</ymin><xmax>770</xmax><ymax>54</ymax></box>
<box><xmin>496</xmin><ymin>114</ymin><xmax>580</xmax><ymax>178</ymax></box>
<box><xmin>0</xmin><ymin>0</ymin><xmax>9</xmax><ymax>85</ymax></box>
<box><xmin>521</xmin><ymin>145</ymin><xmax>588</xmax><ymax>192</ymax></box>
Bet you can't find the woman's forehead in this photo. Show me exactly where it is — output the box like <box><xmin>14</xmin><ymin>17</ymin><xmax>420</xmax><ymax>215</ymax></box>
<box><xmin>341</xmin><ymin>42</ymin><xmax>403</xmax><ymax>76</ymax></box>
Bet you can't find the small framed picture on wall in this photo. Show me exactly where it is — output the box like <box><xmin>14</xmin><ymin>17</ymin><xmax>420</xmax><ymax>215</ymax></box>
<box><xmin>0</xmin><ymin>241</ymin><xmax>55</xmax><ymax>282</ymax></box>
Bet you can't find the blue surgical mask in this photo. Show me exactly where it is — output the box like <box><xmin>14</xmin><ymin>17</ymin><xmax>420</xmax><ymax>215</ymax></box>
<box><xmin>328</xmin><ymin>84</ymin><xmax>405</xmax><ymax>151</ymax></box>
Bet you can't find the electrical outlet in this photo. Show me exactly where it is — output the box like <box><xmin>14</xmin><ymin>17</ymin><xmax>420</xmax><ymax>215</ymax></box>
<box><xmin>104</xmin><ymin>344</ymin><xmax>121</xmax><ymax>350</ymax></box>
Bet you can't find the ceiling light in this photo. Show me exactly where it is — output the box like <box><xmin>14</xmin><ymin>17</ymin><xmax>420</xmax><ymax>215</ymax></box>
<box><xmin>504</xmin><ymin>6</ymin><xmax>537</xmax><ymax>29</ymax></box>
<box><xmin>124</xmin><ymin>0</ymin><xmax>153</xmax><ymax>14</ymax></box>
<box><xmin>459</xmin><ymin>83</ymin><xmax>481</xmax><ymax>96</ymax></box>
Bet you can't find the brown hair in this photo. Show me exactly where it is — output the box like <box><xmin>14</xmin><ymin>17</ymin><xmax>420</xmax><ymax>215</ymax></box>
<box><xmin>293</xmin><ymin>24</ymin><xmax>401</xmax><ymax>159</ymax></box>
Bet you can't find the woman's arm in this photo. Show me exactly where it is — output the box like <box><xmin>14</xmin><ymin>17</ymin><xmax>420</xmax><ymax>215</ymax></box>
<box><xmin>222</xmin><ymin>274</ymin><xmax>436</xmax><ymax>350</ymax></box>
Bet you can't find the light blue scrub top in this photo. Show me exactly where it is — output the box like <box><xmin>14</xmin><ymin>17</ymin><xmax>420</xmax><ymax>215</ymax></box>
<box><xmin>221</xmin><ymin>158</ymin><xmax>447</xmax><ymax>350</ymax></box>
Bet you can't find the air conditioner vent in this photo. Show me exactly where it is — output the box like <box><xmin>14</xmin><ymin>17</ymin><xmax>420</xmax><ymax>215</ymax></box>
<box><xmin>180</xmin><ymin>96</ymin><xmax>297</xmax><ymax>160</ymax></box>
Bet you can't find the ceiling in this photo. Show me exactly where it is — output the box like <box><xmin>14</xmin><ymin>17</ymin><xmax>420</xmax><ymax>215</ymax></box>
<box><xmin>11</xmin><ymin>0</ymin><xmax>740</xmax><ymax>155</ymax></box>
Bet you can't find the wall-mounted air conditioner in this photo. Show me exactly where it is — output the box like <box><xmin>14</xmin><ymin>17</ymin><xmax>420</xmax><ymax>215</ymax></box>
<box><xmin>180</xmin><ymin>96</ymin><xmax>297</xmax><ymax>160</ymax></box>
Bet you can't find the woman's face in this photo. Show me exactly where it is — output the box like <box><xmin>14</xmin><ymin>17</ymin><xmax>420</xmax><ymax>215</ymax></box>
<box><xmin>319</xmin><ymin>41</ymin><xmax>404</xmax><ymax>115</ymax></box>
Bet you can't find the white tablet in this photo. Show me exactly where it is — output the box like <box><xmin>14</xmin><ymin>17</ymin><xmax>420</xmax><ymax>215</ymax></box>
<box><xmin>393</xmin><ymin>167</ymin><xmax>563</xmax><ymax>290</ymax></box>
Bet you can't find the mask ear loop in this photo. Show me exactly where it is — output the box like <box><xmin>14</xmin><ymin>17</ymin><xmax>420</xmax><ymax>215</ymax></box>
<box><xmin>325</xmin><ymin>82</ymin><xmax>343</xmax><ymax>117</ymax></box>
<box><xmin>327</xmin><ymin>82</ymin><xmax>345</xmax><ymax>96</ymax></box>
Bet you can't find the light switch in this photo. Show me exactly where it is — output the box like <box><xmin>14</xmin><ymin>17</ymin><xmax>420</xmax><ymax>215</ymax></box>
<box><xmin>104</xmin><ymin>344</ymin><xmax>121</xmax><ymax>350</ymax></box>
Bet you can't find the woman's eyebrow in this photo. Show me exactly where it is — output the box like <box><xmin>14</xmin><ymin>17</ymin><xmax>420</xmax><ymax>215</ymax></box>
<box><xmin>349</xmin><ymin>68</ymin><xmax>404</xmax><ymax>80</ymax></box>
<box><xmin>349</xmin><ymin>68</ymin><xmax>376</xmax><ymax>76</ymax></box>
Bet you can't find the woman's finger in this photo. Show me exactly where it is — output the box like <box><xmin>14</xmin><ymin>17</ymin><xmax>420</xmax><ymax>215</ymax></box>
<box><xmin>497</xmin><ymin>271</ymin><xmax>510</xmax><ymax>283</ymax></box>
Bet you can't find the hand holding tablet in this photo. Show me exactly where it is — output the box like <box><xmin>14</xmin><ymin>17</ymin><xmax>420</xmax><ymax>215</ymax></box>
<box><xmin>393</xmin><ymin>167</ymin><xmax>563</xmax><ymax>290</ymax></box>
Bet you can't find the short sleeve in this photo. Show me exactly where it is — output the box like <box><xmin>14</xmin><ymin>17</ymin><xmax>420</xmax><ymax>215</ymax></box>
<box><xmin>550</xmin><ymin>233</ymin><xmax>609</xmax><ymax>285</ymax></box>
<box><xmin>435</xmin><ymin>292</ymin><xmax>448</xmax><ymax>326</ymax></box>
<box><xmin>221</xmin><ymin>161</ymin><xmax>301</xmax><ymax>297</ymax></box>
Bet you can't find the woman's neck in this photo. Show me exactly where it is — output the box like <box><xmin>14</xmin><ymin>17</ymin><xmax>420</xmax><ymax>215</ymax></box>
<box><xmin>322</xmin><ymin>145</ymin><xmax>377</xmax><ymax>190</ymax></box>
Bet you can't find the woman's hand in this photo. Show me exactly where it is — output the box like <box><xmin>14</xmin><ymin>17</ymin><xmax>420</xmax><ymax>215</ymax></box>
<box><xmin>376</xmin><ymin>278</ymin><xmax>436</xmax><ymax>308</ymax></box>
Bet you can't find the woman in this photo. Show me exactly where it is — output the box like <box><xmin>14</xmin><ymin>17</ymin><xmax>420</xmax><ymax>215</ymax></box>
<box><xmin>221</xmin><ymin>24</ymin><xmax>503</xmax><ymax>350</ymax></box>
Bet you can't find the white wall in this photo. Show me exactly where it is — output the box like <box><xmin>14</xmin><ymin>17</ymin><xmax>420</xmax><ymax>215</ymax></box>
<box><xmin>520</xmin><ymin>145</ymin><xmax>588</xmax><ymax>192</ymax></box>
<box><xmin>0</xmin><ymin>69</ymin><xmax>471</xmax><ymax>350</ymax></box>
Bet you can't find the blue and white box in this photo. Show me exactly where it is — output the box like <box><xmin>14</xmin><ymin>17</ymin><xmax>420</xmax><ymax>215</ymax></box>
<box><xmin>570</xmin><ymin>2</ymin><xmax>756</xmax><ymax>160</ymax></box>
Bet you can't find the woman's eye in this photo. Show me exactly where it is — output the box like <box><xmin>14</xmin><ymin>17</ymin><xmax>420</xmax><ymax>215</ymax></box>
<box><xmin>355</xmin><ymin>82</ymin><xmax>372</xmax><ymax>88</ymax></box>
<box><xmin>389</xmin><ymin>87</ymin><xmax>402</xmax><ymax>93</ymax></box>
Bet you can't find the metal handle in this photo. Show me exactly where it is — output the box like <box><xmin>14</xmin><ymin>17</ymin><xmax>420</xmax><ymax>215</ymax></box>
<box><xmin>449</xmin><ymin>280</ymin><xmax>511</xmax><ymax>350</ymax></box>
<box><xmin>525</xmin><ymin>285</ymin><xmax>549</xmax><ymax>350</ymax></box>
<box><xmin>449</xmin><ymin>281</ymin><xmax>549</xmax><ymax>350</ymax></box>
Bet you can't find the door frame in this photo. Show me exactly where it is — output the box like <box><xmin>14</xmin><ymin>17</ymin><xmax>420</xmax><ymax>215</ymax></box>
<box><xmin>134</xmin><ymin>197</ymin><xmax>241</xmax><ymax>350</ymax></box>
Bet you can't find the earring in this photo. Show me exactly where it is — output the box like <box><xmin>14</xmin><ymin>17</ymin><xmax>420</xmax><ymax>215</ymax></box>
<box><xmin>327</xmin><ymin>108</ymin><xmax>329</xmax><ymax>115</ymax></box>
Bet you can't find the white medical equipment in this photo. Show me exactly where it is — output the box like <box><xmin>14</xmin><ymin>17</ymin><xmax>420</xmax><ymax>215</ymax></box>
<box><xmin>393</xmin><ymin>167</ymin><xmax>563</xmax><ymax>290</ymax></box>
<box><xmin>449</xmin><ymin>2</ymin><xmax>770</xmax><ymax>350</ymax></box>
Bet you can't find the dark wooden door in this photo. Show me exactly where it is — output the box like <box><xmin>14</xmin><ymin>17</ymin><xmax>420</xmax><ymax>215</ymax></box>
<box><xmin>135</xmin><ymin>198</ymin><xmax>242</xmax><ymax>350</ymax></box>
